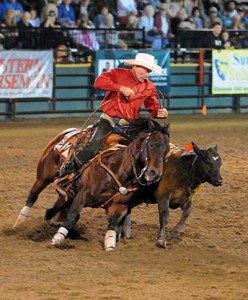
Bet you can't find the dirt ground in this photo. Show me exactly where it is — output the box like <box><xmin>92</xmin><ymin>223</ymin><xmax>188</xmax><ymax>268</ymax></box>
<box><xmin>0</xmin><ymin>114</ymin><xmax>247</xmax><ymax>300</ymax></box>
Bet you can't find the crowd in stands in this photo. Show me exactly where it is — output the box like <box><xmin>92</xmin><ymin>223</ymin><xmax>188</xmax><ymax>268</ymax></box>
<box><xmin>0</xmin><ymin>0</ymin><xmax>247</xmax><ymax>57</ymax></box>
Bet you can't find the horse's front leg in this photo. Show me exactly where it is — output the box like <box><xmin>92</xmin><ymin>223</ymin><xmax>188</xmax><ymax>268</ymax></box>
<box><xmin>13</xmin><ymin>178</ymin><xmax>53</xmax><ymax>228</ymax></box>
<box><xmin>104</xmin><ymin>203</ymin><xmax>128</xmax><ymax>251</ymax></box>
<box><xmin>157</xmin><ymin>197</ymin><xmax>170</xmax><ymax>248</ymax></box>
<box><xmin>171</xmin><ymin>200</ymin><xmax>192</xmax><ymax>239</ymax></box>
<box><xmin>51</xmin><ymin>195</ymin><xmax>82</xmax><ymax>245</ymax></box>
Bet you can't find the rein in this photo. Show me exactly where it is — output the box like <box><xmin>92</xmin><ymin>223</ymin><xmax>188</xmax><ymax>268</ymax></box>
<box><xmin>128</xmin><ymin>132</ymin><xmax>152</xmax><ymax>185</ymax></box>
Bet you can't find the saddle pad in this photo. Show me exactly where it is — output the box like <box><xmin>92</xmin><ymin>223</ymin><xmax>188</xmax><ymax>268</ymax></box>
<box><xmin>54</xmin><ymin>129</ymin><xmax>85</xmax><ymax>161</ymax></box>
<box><xmin>54</xmin><ymin>127</ymin><xmax>127</xmax><ymax>161</ymax></box>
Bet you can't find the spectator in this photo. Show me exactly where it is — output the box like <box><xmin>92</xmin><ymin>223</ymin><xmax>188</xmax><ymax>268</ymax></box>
<box><xmin>138</xmin><ymin>4</ymin><xmax>162</xmax><ymax>49</ymax></box>
<box><xmin>90</xmin><ymin>0</ymin><xmax>117</xmax><ymax>22</ymax></box>
<box><xmin>71</xmin><ymin>14</ymin><xmax>99</xmax><ymax>51</ymax></box>
<box><xmin>54</xmin><ymin>44</ymin><xmax>71</xmax><ymax>63</ymax></box>
<box><xmin>58</xmin><ymin>0</ymin><xmax>76</xmax><ymax>27</ymax></box>
<box><xmin>40</xmin><ymin>10</ymin><xmax>64</xmax><ymax>49</ymax></box>
<box><xmin>221</xmin><ymin>29</ymin><xmax>234</xmax><ymax>49</ymax></box>
<box><xmin>0</xmin><ymin>2</ymin><xmax>5</xmax><ymax>22</ymax></box>
<box><xmin>154</xmin><ymin>3</ymin><xmax>174</xmax><ymax>48</ymax></box>
<box><xmin>204</xmin><ymin>21</ymin><xmax>224</xmax><ymax>49</ymax></box>
<box><xmin>17</xmin><ymin>11</ymin><xmax>35</xmax><ymax>49</ymax></box>
<box><xmin>148</xmin><ymin>0</ymin><xmax>160</xmax><ymax>12</ymax></box>
<box><xmin>116</xmin><ymin>0</ymin><xmax>138</xmax><ymax>27</ymax></box>
<box><xmin>1</xmin><ymin>9</ymin><xmax>19</xmax><ymax>49</ymax></box>
<box><xmin>29</xmin><ymin>8</ymin><xmax>40</xmax><ymax>27</ymax></box>
<box><xmin>168</xmin><ymin>2</ymin><xmax>180</xmax><ymax>18</ymax></box>
<box><xmin>41</xmin><ymin>10</ymin><xmax>61</xmax><ymax>28</ymax></box>
<box><xmin>230</xmin><ymin>10</ymin><xmax>246</xmax><ymax>48</ymax></box>
<box><xmin>222</xmin><ymin>8</ymin><xmax>234</xmax><ymax>29</ymax></box>
<box><xmin>71</xmin><ymin>0</ymin><xmax>81</xmax><ymax>20</ymax></box>
<box><xmin>40</xmin><ymin>0</ymin><xmax>58</xmax><ymax>23</ymax></box>
<box><xmin>234</xmin><ymin>7</ymin><xmax>246</xmax><ymax>28</ymax></box>
<box><xmin>94</xmin><ymin>5</ymin><xmax>110</xmax><ymax>28</ymax></box>
<box><xmin>204</xmin><ymin>0</ymin><xmax>222</xmax><ymax>16</ymax></box>
<box><xmin>188</xmin><ymin>6</ymin><xmax>203</xmax><ymax>28</ymax></box>
<box><xmin>80</xmin><ymin>0</ymin><xmax>91</xmax><ymax>17</ymax></box>
<box><xmin>171</xmin><ymin>8</ymin><xmax>195</xmax><ymax>36</ymax></box>
<box><xmin>224</xmin><ymin>0</ymin><xmax>237</xmax><ymax>18</ymax></box>
<box><xmin>135</xmin><ymin>0</ymin><xmax>147</xmax><ymax>17</ymax></box>
<box><xmin>2</xmin><ymin>0</ymin><xmax>24</xmax><ymax>23</ymax></box>
<box><xmin>204</xmin><ymin>6</ymin><xmax>222</xmax><ymax>28</ymax></box>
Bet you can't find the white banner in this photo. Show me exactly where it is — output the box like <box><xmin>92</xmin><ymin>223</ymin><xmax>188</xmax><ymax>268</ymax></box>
<box><xmin>212</xmin><ymin>49</ymin><xmax>248</xmax><ymax>94</ymax></box>
<box><xmin>0</xmin><ymin>50</ymin><xmax>53</xmax><ymax>98</ymax></box>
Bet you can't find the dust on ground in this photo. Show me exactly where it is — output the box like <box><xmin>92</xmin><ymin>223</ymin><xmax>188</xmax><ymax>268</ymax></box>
<box><xmin>0</xmin><ymin>114</ymin><xmax>247</xmax><ymax>300</ymax></box>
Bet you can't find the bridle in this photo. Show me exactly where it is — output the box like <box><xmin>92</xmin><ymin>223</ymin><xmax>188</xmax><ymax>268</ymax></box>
<box><xmin>128</xmin><ymin>131</ymin><xmax>153</xmax><ymax>185</ymax></box>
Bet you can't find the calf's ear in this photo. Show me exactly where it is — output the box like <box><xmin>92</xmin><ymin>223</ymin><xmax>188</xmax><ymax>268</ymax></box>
<box><xmin>214</xmin><ymin>145</ymin><xmax>218</xmax><ymax>152</ymax></box>
<box><xmin>192</xmin><ymin>141</ymin><xmax>201</xmax><ymax>155</ymax></box>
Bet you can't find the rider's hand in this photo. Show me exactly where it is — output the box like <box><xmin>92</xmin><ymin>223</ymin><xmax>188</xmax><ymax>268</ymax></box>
<box><xmin>120</xmin><ymin>86</ymin><xmax>135</xmax><ymax>97</ymax></box>
<box><xmin>157</xmin><ymin>107</ymin><xmax>168</xmax><ymax>118</ymax></box>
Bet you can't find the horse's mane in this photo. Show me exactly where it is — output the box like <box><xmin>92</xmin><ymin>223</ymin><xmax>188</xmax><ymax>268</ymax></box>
<box><xmin>124</xmin><ymin>117</ymin><xmax>168</xmax><ymax>141</ymax></box>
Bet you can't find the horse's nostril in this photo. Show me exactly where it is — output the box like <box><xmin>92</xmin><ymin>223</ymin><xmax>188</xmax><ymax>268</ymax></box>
<box><xmin>149</xmin><ymin>170</ymin><xmax>156</xmax><ymax>177</ymax></box>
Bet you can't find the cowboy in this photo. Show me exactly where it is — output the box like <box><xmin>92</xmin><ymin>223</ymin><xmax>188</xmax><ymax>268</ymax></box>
<box><xmin>57</xmin><ymin>53</ymin><xmax>168</xmax><ymax>183</ymax></box>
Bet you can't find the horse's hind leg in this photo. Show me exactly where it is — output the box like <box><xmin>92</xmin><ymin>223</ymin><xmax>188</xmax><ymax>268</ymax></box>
<box><xmin>120</xmin><ymin>212</ymin><xmax>132</xmax><ymax>239</ymax></box>
<box><xmin>44</xmin><ymin>196</ymin><xmax>72</xmax><ymax>222</ymax></box>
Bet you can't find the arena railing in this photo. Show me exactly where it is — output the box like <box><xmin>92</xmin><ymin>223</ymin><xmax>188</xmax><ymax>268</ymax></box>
<box><xmin>0</xmin><ymin>27</ymin><xmax>146</xmax><ymax>51</ymax></box>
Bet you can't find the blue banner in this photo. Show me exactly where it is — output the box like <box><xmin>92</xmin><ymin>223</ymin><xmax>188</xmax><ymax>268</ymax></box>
<box><xmin>95</xmin><ymin>50</ymin><xmax>170</xmax><ymax>96</ymax></box>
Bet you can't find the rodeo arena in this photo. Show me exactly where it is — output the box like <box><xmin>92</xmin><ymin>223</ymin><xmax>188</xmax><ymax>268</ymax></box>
<box><xmin>0</xmin><ymin>0</ymin><xmax>248</xmax><ymax>299</ymax></box>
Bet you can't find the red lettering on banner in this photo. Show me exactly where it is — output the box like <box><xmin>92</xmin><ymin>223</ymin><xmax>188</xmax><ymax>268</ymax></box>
<box><xmin>20</xmin><ymin>75</ymin><xmax>31</xmax><ymax>88</ymax></box>
<box><xmin>16</xmin><ymin>59</ymin><xmax>25</xmax><ymax>73</ymax></box>
<box><xmin>23</xmin><ymin>59</ymin><xmax>34</xmax><ymax>73</ymax></box>
<box><xmin>8</xmin><ymin>59</ymin><xmax>15</xmax><ymax>73</ymax></box>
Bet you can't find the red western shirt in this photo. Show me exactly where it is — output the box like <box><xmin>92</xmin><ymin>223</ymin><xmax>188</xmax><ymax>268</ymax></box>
<box><xmin>94</xmin><ymin>68</ymin><xmax>160</xmax><ymax>121</ymax></box>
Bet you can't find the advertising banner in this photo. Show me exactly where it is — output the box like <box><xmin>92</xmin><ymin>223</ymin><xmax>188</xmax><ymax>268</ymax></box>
<box><xmin>0</xmin><ymin>50</ymin><xmax>53</xmax><ymax>98</ymax></box>
<box><xmin>95</xmin><ymin>50</ymin><xmax>170</xmax><ymax>96</ymax></box>
<box><xmin>212</xmin><ymin>49</ymin><xmax>248</xmax><ymax>94</ymax></box>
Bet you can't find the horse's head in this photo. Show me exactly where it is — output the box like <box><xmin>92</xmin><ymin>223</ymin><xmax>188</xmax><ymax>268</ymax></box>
<box><xmin>130</xmin><ymin>119</ymin><xmax>170</xmax><ymax>185</ymax></box>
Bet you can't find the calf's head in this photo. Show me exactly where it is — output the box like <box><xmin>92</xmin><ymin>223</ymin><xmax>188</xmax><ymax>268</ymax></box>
<box><xmin>192</xmin><ymin>142</ymin><xmax>223</xmax><ymax>186</ymax></box>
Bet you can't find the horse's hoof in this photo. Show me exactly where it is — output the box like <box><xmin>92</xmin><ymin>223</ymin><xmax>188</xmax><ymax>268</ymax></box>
<box><xmin>105</xmin><ymin>246</ymin><xmax>115</xmax><ymax>252</ymax></box>
<box><xmin>51</xmin><ymin>227</ymin><xmax>68</xmax><ymax>245</ymax></box>
<box><xmin>13</xmin><ymin>206</ymin><xmax>30</xmax><ymax>228</ymax></box>
<box><xmin>156</xmin><ymin>239</ymin><xmax>167</xmax><ymax>248</ymax></box>
<box><xmin>104</xmin><ymin>230</ymin><xmax>116</xmax><ymax>251</ymax></box>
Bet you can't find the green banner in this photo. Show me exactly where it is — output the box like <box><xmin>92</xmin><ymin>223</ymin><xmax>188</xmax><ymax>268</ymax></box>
<box><xmin>95</xmin><ymin>50</ymin><xmax>170</xmax><ymax>96</ymax></box>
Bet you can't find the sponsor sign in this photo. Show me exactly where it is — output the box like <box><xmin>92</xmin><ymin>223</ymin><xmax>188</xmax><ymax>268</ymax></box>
<box><xmin>0</xmin><ymin>50</ymin><xmax>53</xmax><ymax>98</ymax></box>
<box><xmin>212</xmin><ymin>49</ymin><xmax>248</xmax><ymax>94</ymax></box>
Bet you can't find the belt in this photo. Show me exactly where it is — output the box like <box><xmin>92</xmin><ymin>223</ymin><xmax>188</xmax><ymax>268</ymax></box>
<box><xmin>100</xmin><ymin>113</ymin><xmax>129</xmax><ymax>127</ymax></box>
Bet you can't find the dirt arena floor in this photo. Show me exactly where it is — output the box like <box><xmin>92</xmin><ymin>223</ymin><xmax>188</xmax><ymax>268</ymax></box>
<box><xmin>0</xmin><ymin>114</ymin><xmax>247</xmax><ymax>300</ymax></box>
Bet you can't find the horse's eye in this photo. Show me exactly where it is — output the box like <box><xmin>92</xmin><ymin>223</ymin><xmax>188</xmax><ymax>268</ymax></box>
<box><xmin>149</xmin><ymin>143</ymin><xmax>154</xmax><ymax>148</ymax></box>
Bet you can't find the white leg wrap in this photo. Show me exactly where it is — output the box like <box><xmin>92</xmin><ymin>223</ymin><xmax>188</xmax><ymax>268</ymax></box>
<box><xmin>51</xmin><ymin>227</ymin><xmax>68</xmax><ymax>245</ymax></box>
<box><xmin>104</xmin><ymin>230</ymin><xmax>116</xmax><ymax>251</ymax></box>
<box><xmin>13</xmin><ymin>206</ymin><xmax>30</xmax><ymax>228</ymax></box>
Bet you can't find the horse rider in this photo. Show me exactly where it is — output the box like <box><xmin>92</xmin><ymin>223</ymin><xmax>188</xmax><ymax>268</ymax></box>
<box><xmin>56</xmin><ymin>52</ymin><xmax>169</xmax><ymax>187</ymax></box>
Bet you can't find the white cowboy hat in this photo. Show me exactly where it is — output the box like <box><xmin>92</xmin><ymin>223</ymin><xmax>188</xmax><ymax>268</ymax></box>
<box><xmin>124</xmin><ymin>53</ymin><xmax>162</xmax><ymax>74</ymax></box>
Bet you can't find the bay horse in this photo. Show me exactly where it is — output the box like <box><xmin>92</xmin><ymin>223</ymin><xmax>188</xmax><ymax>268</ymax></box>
<box><xmin>50</xmin><ymin>119</ymin><xmax>170</xmax><ymax>251</ymax></box>
<box><xmin>13</xmin><ymin>118</ymin><xmax>169</xmax><ymax>232</ymax></box>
